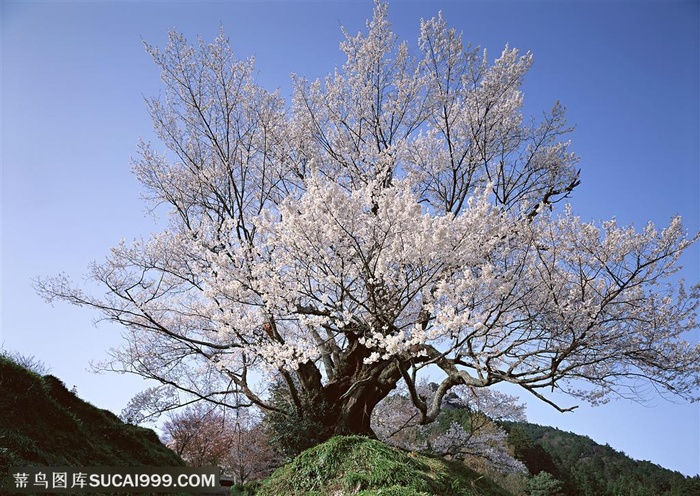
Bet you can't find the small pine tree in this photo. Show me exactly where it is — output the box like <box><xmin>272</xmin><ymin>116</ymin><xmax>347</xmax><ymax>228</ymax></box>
<box><xmin>527</xmin><ymin>471</ymin><xmax>564</xmax><ymax>496</ymax></box>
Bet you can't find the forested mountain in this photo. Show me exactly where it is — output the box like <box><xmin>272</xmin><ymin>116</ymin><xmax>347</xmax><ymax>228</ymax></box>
<box><xmin>503</xmin><ymin>421</ymin><xmax>700</xmax><ymax>496</ymax></box>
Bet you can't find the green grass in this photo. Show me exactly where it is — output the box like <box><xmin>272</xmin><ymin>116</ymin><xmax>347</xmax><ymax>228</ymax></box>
<box><xmin>254</xmin><ymin>435</ymin><xmax>513</xmax><ymax>496</ymax></box>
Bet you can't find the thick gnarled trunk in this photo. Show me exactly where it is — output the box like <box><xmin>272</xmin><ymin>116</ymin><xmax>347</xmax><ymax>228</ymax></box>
<box><xmin>323</xmin><ymin>362</ymin><xmax>403</xmax><ymax>437</ymax></box>
<box><xmin>290</xmin><ymin>338</ymin><xmax>405</xmax><ymax>439</ymax></box>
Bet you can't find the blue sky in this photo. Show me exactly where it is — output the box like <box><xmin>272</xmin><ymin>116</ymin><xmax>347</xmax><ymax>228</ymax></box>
<box><xmin>2</xmin><ymin>0</ymin><xmax>699</xmax><ymax>477</ymax></box>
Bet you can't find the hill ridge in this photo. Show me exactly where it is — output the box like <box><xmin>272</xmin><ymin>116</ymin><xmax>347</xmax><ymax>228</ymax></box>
<box><xmin>502</xmin><ymin>420</ymin><xmax>700</xmax><ymax>495</ymax></box>
<box><xmin>0</xmin><ymin>355</ymin><xmax>184</xmax><ymax>493</ymax></box>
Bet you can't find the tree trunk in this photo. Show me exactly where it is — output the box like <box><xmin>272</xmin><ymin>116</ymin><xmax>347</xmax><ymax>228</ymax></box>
<box><xmin>268</xmin><ymin>341</ymin><xmax>411</xmax><ymax>457</ymax></box>
<box><xmin>318</xmin><ymin>349</ymin><xmax>404</xmax><ymax>437</ymax></box>
<box><xmin>333</xmin><ymin>382</ymin><xmax>392</xmax><ymax>436</ymax></box>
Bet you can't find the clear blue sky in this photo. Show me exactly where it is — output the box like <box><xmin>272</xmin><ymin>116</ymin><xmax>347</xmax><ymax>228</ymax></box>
<box><xmin>2</xmin><ymin>0</ymin><xmax>699</xmax><ymax>477</ymax></box>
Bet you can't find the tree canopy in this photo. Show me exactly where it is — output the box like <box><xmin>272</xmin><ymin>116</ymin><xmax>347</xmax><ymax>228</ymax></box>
<box><xmin>37</xmin><ymin>2</ymin><xmax>700</xmax><ymax>438</ymax></box>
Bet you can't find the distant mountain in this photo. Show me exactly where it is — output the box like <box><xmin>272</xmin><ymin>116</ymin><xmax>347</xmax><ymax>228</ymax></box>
<box><xmin>502</xmin><ymin>421</ymin><xmax>700</xmax><ymax>496</ymax></box>
<box><xmin>0</xmin><ymin>354</ymin><xmax>185</xmax><ymax>493</ymax></box>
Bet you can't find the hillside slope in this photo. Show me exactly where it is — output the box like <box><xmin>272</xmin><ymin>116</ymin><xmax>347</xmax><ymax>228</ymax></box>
<box><xmin>504</xmin><ymin>421</ymin><xmax>700</xmax><ymax>496</ymax></box>
<box><xmin>0</xmin><ymin>355</ymin><xmax>184</xmax><ymax>491</ymax></box>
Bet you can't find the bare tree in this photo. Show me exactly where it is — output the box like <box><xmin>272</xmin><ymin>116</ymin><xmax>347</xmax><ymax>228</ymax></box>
<box><xmin>227</xmin><ymin>421</ymin><xmax>280</xmax><ymax>484</ymax></box>
<box><xmin>162</xmin><ymin>404</ymin><xmax>279</xmax><ymax>483</ymax></box>
<box><xmin>162</xmin><ymin>404</ymin><xmax>232</xmax><ymax>467</ymax></box>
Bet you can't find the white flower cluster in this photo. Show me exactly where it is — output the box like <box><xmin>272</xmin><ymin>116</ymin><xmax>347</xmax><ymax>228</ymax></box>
<box><xmin>358</xmin><ymin>327</ymin><xmax>427</xmax><ymax>365</ymax></box>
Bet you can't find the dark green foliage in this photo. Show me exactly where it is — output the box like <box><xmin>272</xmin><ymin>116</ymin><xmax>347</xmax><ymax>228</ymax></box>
<box><xmin>262</xmin><ymin>380</ymin><xmax>338</xmax><ymax>459</ymax></box>
<box><xmin>527</xmin><ymin>471</ymin><xmax>564</xmax><ymax>496</ymax></box>
<box><xmin>255</xmin><ymin>435</ymin><xmax>513</xmax><ymax>496</ymax></box>
<box><xmin>506</xmin><ymin>426</ymin><xmax>560</xmax><ymax>478</ymax></box>
<box><xmin>503</xmin><ymin>422</ymin><xmax>697</xmax><ymax>496</ymax></box>
<box><xmin>0</xmin><ymin>355</ymin><xmax>184</xmax><ymax>493</ymax></box>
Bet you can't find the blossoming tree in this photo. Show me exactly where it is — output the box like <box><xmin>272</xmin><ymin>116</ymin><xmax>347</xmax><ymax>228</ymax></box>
<box><xmin>38</xmin><ymin>2</ymin><xmax>699</xmax><ymax>439</ymax></box>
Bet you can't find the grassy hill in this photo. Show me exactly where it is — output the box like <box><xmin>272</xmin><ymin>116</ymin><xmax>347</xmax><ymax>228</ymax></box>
<box><xmin>252</xmin><ymin>435</ymin><xmax>512</xmax><ymax>496</ymax></box>
<box><xmin>0</xmin><ymin>354</ymin><xmax>184</xmax><ymax>492</ymax></box>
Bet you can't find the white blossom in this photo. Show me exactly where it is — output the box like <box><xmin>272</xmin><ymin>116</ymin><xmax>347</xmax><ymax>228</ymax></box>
<box><xmin>36</xmin><ymin>2</ymin><xmax>700</xmax><ymax>433</ymax></box>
